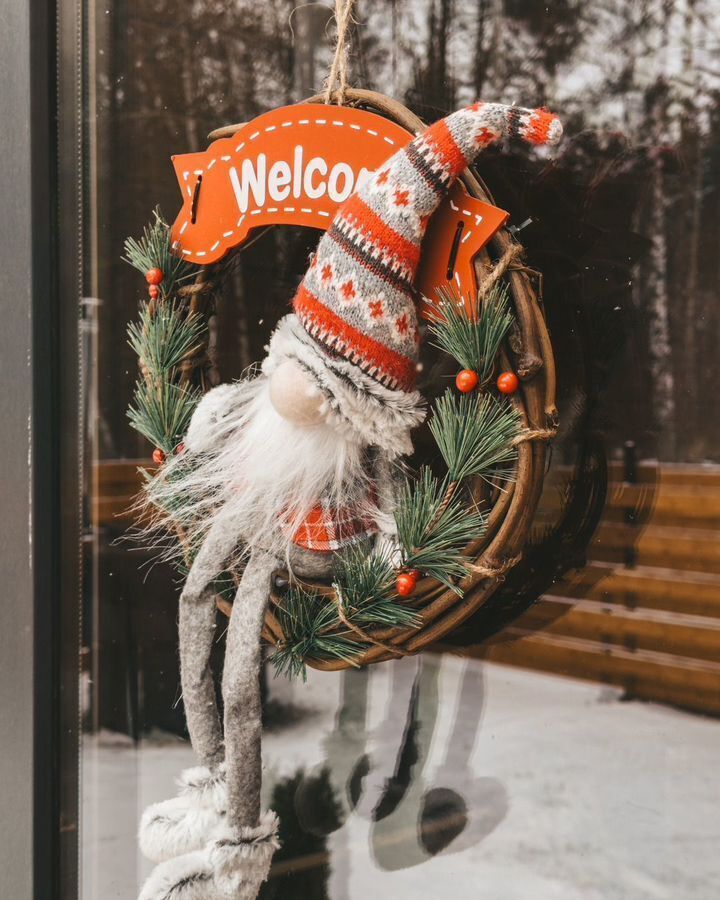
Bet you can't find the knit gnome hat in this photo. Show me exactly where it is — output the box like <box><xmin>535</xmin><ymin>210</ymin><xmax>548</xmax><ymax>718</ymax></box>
<box><xmin>264</xmin><ymin>102</ymin><xmax>562</xmax><ymax>455</ymax></box>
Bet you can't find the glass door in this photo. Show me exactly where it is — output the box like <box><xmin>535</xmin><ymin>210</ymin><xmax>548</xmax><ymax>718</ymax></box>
<box><xmin>68</xmin><ymin>2</ymin><xmax>720</xmax><ymax>899</ymax></box>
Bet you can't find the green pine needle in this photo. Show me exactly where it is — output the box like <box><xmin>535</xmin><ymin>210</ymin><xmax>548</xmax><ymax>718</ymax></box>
<box><xmin>128</xmin><ymin>379</ymin><xmax>201</xmax><ymax>455</ymax></box>
<box><xmin>123</xmin><ymin>207</ymin><xmax>197</xmax><ymax>296</ymax></box>
<box><xmin>175</xmin><ymin>559</ymin><xmax>237</xmax><ymax>604</ymax></box>
<box><xmin>428</xmin><ymin>284</ymin><xmax>513</xmax><ymax>379</ymax></box>
<box><xmin>211</xmin><ymin>570</ymin><xmax>238</xmax><ymax>605</ymax></box>
<box><xmin>142</xmin><ymin>455</ymin><xmax>204</xmax><ymax>528</ymax></box>
<box><xmin>429</xmin><ymin>390</ymin><xmax>521</xmax><ymax>484</ymax></box>
<box><xmin>394</xmin><ymin>467</ymin><xmax>487</xmax><ymax>590</ymax></box>
<box><xmin>273</xmin><ymin>546</ymin><xmax>421</xmax><ymax>680</ymax></box>
<box><xmin>272</xmin><ymin>587</ymin><xmax>359</xmax><ymax>681</ymax></box>
<box><xmin>335</xmin><ymin>545</ymin><xmax>420</xmax><ymax>629</ymax></box>
<box><xmin>128</xmin><ymin>303</ymin><xmax>206</xmax><ymax>376</ymax></box>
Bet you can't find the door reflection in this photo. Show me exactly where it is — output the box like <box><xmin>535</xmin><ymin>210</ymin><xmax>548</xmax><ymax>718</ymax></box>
<box><xmin>265</xmin><ymin>655</ymin><xmax>506</xmax><ymax>895</ymax></box>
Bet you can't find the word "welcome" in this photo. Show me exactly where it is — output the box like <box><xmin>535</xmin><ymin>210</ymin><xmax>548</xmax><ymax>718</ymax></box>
<box><xmin>229</xmin><ymin>145</ymin><xmax>373</xmax><ymax>213</ymax></box>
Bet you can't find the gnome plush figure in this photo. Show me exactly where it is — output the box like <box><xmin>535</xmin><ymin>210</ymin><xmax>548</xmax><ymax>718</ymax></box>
<box><xmin>137</xmin><ymin>102</ymin><xmax>561</xmax><ymax>900</ymax></box>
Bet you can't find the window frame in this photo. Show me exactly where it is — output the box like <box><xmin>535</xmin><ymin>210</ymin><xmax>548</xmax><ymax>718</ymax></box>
<box><xmin>0</xmin><ymin>0</ymin><xmax>83</xmax><ymax>897</ymax></box>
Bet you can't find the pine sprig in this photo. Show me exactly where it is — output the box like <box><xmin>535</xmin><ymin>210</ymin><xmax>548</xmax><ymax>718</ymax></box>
<box><xmin>273</xmin><ymin>546</ymin><xmax>421</xmax><ymax>680</ymax></box>
<box><xmin>429</xmin><ymin>391</ymin><xmax>521</xmax><ymax>484</ymax></box>
<box><xmin>140</xmin><ymin>455</ymin><xmax>202</xmax><ymax>523</ymax></box>
<box><xmin>335</xmin><ymin>545</ymin><xmax>420</xmax><ymax>628</ymax></box>
<box><xmin>272</xmin><ymin>587</ymin><xmax>359</xmax><ymax>681</ymax></box>
<box><xmin>123</xmin><ymin>207</ymin><xmax>196</xmax><ymax>297</ymax></box>
<box><xmin>125</xmin><ymin>213</ymin><xmax>207</xmax><ymax>455</ymax></box>
<box><xmin>128</xmin><ymin>302</ymin><xmax>206</xmax><ymax>376</ymax></box>
<box><xmin>428</xmin><ymin>284</ymin><xmax>513</xmax><ymax>380</ymax></box>
<box><xmin>128</xmin><ymin>380</ymin><xmax>200</xmax><ymax>455</ymax></box>
<box><xmin>395</xmin><ymin>467</ymin><xmax>487</xmax><ymax>590</ymax></box>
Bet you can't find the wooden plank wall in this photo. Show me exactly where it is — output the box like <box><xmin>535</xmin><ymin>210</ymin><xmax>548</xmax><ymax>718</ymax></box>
<box><xmin>93</xmin><ymin>458</ymin><xmax>720</xmax><ymax>716</ymax></box>
<box><xmin>91</xmin><ymin>458</ymin><xmax>154</xmax><ymax>528</ymax></box>
<box><xmin>484</xmin><ymin>462</ymin><xmax>720</xmax><ymax>716</ymax></box>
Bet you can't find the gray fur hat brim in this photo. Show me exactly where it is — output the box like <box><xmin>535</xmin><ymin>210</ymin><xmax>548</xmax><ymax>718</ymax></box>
<box><xmin>263</xmin><ymin>314</ymin><xmax>425</xmax><ymax>457</ymax></box>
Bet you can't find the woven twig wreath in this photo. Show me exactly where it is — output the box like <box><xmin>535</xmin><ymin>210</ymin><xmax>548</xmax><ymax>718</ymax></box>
<box><xmin>164</xmin><ymin>90</ymin><xmax>557</xmax><ymax>671</ymax></box>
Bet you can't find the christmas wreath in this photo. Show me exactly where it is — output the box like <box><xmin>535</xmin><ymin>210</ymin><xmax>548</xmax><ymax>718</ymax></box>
<box><xmin>125</xmin><ymin>91</ymin><xmax>559</xmax><ymax>681</ymax></box>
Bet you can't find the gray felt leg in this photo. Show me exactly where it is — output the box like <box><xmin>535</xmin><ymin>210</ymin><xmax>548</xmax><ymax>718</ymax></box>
<box><xmin>179</xmin><ymin>513</ymin><xmax>243</xmax><ymax>771</ymax></box>
<box><xmin>221</xmin><ymin>549</ymin><xmax>279</xmax><ymax>830</ymax></box>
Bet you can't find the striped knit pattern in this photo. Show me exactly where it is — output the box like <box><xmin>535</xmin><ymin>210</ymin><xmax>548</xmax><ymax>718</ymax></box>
<box><xmin>293</xmin><ymin>102</ymin><xmax>562</xmax><ymax>392</ymax></box>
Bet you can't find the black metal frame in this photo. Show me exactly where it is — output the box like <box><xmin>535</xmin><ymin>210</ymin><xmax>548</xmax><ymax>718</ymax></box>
<box><xmin>0</xmin><ymin>0</ymin><xmax>82</xmax><ymax>897</ymax></box>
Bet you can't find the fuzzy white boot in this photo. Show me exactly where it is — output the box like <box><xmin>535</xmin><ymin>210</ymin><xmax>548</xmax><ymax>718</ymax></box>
<box><xmin>139</xmin><ymin>765</ymin><xmax>228</xmax><ymax>863</ymax></box>
<box><xmin>138</xmin><ymin>811</ymin><xmax>280</xmax><ymax>900</ymax></box>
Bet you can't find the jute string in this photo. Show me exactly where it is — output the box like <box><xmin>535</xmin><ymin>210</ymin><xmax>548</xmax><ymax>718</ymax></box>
<box><xmin>511</xmin><ymin>428</ymin><xmax>557</xmax><ymax>446</ymax></box>
<box><xmin>466</xmin><ymin>554</ymin><xmax>522</xmax><ymax>580</ymax></box>
<box><xmin>332</xmin><ymin>588</ymin><xmax>409</xmax><ymax>657</ymax></box>
<box><xmin>324</xmin><ymin>0</ymin><xmax>356</xmax><ymax>104</ymax></box>
<box><xmin>478</xmin><ymin>243</ymin><xmax>524</xmax><ymax>298</ymax></box>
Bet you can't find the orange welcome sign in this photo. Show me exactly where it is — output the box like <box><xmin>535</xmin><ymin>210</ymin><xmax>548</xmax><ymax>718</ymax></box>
<box><xmin>170</xmin><ymin>104</ymin><xmax>508</xmax><ymax>312</ymax></box>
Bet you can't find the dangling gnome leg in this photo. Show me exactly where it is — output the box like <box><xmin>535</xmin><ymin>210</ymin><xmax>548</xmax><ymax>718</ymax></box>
<box><xmin>138</xmin><ymin>384</ymin><xmax>274</xmax><ymax>868</ymax></box>
<box><xmin>139</xmin><ymin>540</ymin><xmax>280</xmax><ymax>900</ymax></box>
<box><xmin>208</xmin><ymin>550</ymin><xmax>281</xmax><ymax>895</ymax></box>
<box><xmin>138</xmin><ymin>510</ymin><xmax>239</xmax><ymax>866</ymax></box>
<box><xmin>137</xmin><ymin>99</ymin><xmax>561</xmax><ymax>900</ymax></box>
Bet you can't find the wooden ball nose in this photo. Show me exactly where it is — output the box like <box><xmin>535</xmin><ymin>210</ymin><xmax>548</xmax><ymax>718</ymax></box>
<box><xmin>268</xmin><ymin>358</ymin><xmax>325</xmax><ymax>426</ymax></box>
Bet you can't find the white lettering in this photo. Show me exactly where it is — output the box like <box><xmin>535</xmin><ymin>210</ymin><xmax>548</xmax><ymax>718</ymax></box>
<box><xmin>328</xmin><ymin>162</ymin><xmax>354</xmax><ymax>202</ymax></box>
<box><xmin>229</xmin><ymin>155</ymin><xmax>266</xmax><ymax>212</ymax></box>
<box><xmin>227</xmin><ymin>150</ymin><xmax>374</xmax><ymax>213</ymax></box>
<box><xmin>268</xmin><ymin>160</ymin><xmax>291</xmax><ymax>202</ymax></box>
<box><xmin>303</xmin><ymin>157</ymin><xmax>328</xmax><ymax>199</ymax></box>
<box><xmin>292</xmin><ymin>145</ymin><xmax>304</xmax><ymax>198</ymax></box>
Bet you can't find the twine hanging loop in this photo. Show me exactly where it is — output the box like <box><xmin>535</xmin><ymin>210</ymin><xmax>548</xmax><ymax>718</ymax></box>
<box><xmin>324</xmin><ymin>0</ymin><xmax>356</xmax><ymax>104</ymax></box>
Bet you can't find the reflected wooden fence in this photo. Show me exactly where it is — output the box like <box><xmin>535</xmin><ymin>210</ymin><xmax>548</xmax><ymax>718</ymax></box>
<box><xmin>483</xmin><ymin>462</ymin><xmax>720</xmax><ymax>716</ymax></box>
<box><xmin>93</xmin><ymin>459</ymin><xmax>720</xmax><ymax>716</ymax></box>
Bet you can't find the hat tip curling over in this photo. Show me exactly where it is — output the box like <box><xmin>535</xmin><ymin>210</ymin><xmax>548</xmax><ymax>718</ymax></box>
<box><xmin>519</xmin><ymin>107</ymin><xmax>564</xmax><ymax>146</ymax></box>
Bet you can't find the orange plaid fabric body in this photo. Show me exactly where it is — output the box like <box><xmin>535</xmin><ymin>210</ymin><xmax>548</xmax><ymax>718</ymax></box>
<box><xmin>291</xmin><ymin>494</ymin><xmax>377</xmax><ymax>552</ymax></box>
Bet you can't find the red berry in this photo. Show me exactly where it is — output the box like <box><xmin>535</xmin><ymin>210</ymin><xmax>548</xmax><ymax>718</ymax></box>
<box><xmin>407</xmin><ymin>569</ymin><xmax>421</xmax><ymax>581</ymax></box>
<box><xmin>152</xmin><ymin>448</ymin><xmax>166</xmax><ymax>465</ymax></box>
<box><xmin>145</xmin><ymin>267</ymin><xmax>164</xmax><ymax>285</ymax></box>
<box><xmin>148</xmin><ymin>284</ymin><xmax>160</xmax><ymax>299</ymax></box>
<box><xmin>175</xmin><ymin>442</ymin><xmax>186</xmax><ymax>456</ymax></box>
<box><xmin>455</xmin><ymin>369</ymin><xmax>479</xmax><ymax>393</ymax></box>
<box><xmin>396</xmin><ymin>573</ymin><xmax>417</xmax><ymax>597</ymax></box>
<box><xmin>497</xmin><ymin>371</ymin><xmax>520</xmax><ymax>394</ymax></box>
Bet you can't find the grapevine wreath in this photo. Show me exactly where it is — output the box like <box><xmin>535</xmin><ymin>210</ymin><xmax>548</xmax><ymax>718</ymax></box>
<box><xmin>126</xmin><ymin>91</ymin><xmax>561</xmax><ymax>900</ymax></box>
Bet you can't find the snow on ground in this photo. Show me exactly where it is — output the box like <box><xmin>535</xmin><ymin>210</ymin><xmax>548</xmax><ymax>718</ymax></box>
<box><xmin>82</xmin><ymin>658</ymin><xmax>720</xmax><ymax>900</ymax></box>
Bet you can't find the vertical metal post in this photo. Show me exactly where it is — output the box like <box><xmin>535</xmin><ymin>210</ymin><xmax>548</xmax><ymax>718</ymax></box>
<box><xmin>56</xmin><ymin>0</ymin><xmax>84</xmax><ymax>893</ymax></box>
<box><xmin>0</xmin><ymin>0</ymin><xmax>83</xmax><ymax>897</ymax></box>
<box><xmin>0</xmin><ymin>0</ymin><xmax>57</xmax><ymax>896</ymax></box>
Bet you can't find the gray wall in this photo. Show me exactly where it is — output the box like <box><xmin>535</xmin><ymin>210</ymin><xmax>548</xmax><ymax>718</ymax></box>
<box><xmin>0</xmin><ymin>0</ymin><xmax>81</xmax><ymax>896</ymax></box>
<box><xmin>0</xmin><ymin>0</ymin><xmax>38</xmax><ymax>893</ymax></box>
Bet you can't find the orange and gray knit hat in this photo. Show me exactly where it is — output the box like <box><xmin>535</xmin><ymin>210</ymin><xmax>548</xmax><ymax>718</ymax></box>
<box><xmin>265</xmin><ymin>102</ymin><xmax>562</xmax><ymax>455</ymax></box>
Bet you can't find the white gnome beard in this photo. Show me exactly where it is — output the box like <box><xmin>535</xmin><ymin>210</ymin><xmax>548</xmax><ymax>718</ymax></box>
<box><xmin>146</xmin><ymin>374</ymin><xmax>370</xmax><ymax>570</ymax></box>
